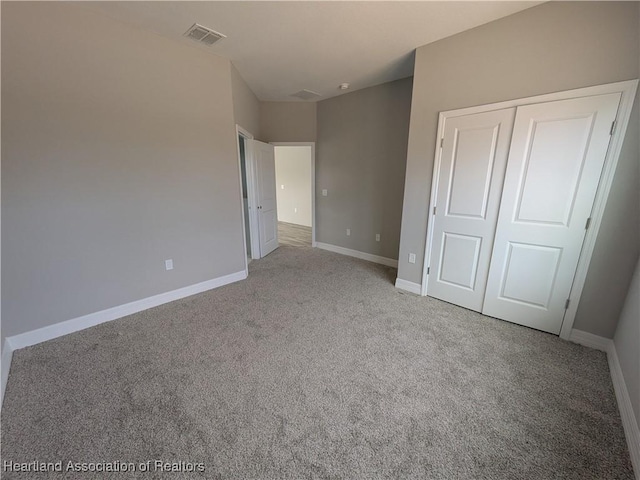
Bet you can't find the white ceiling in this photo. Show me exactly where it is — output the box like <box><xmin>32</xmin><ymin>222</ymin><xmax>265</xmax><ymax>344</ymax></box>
<box><xmin>82</xmin><ymin>1</ymin><xmax>542</xmax><ymax>102</ymax></box>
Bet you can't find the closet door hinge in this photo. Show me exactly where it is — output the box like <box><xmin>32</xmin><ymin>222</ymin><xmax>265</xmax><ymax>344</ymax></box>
<box><xmin>440</xmin><ymin>138</ymin><xmax>444</xmax><ymax>148</ymax></box>
<box><xmin>585</xmin><ymin>217</ymin><xmax>591</xmax><ymax>230</ymax></box>
<box><xmin>427</xmin><ymin>267</ymin><xmax>430</xmax><ymax>275</ymax></box>
<box><xmin>565</xmin><ymin>298</ymin><xmax>570</xmax><ymax>310</ymax></box>
<box><xmin>433</xmin><ymin>206</ymin><xmax>437</xmax><ymax>215</ymax></box>
<box><xmin>610</xmin><ymin>120</ymin><xmax>616</xmax><ymax>136</ymax></box>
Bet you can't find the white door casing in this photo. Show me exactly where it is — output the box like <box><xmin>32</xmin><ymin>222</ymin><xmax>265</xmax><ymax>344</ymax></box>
<box><xmin>251</xmin><ymin>139</ymin><xmax>279</xmax><ymax>257</ymax></box>
<box><xmin>482</xmin><ymin>93</ymin><xmax>621</xmax><ymax>334</ymax></box>
<box><xmin>427</xmin><ymin>108</ymin><xmax>516</xmax><ymax>311</ymax></box>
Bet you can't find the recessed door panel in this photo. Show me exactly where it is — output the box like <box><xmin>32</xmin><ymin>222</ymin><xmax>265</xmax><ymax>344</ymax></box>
<box><xmin>499</xmin><ymin>243</ymin><xmax>562</xmax><ymax>309</ymax></box>
<box><xmin>427</xmin><ymin>108</ymin><xmax>516</xmax><ymax>312</ymax></box>
<box><xmin>439</xmin><ymin>233</ymin><xmax>482</xmax><ymax>290</ymax></box>
<box><xmin>448</xmin><ymin>126</ymin><xmax>500</xmax><ymax>219</ymax></box>
<box><xmin>483</xmin><ymin>92</ymin><xmax>620</xmax><ymax>334</ymax></box>
<box><xmin>262</xmin><ymin>210</ymin><xmax>277</xmax><ymax>244</ymax></box>
<box><xmin>515</xmin><ymin>115</ymin><xmax>594</xmax><ymax>226</ymax></box>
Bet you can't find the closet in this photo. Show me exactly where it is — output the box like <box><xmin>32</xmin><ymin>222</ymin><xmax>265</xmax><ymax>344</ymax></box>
<box><xmin>426</xmin><ymin>89</ymin><xmax>623</xmax><ymax>335</ymax></box>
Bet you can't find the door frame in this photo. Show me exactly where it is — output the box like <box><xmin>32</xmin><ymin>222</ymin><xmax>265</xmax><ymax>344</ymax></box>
<box><xmin>270</xmin><ymin>142</ymin><xmax>317</xmax><ymax>247</ymax></box>
<box><xmin>420</xmin><ymin>79</ymin><xmax>638</xmax><ymax>340</ymax></box>
<box><xmin>235</xmin><ymin>125</ymin><xmax>260</xmax><ymax>272</ymax></box>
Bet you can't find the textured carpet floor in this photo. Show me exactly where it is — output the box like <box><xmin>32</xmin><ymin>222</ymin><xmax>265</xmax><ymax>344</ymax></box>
<box><xmin>1</xmin><ymin>245</ymin><xmax>634</xmax><ymax>479</ymax></box>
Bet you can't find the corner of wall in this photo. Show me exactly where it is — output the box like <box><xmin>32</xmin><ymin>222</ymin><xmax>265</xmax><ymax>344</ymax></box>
<box><xmin>259</xmin><ymin>102</ymin><xmax>317</xmax><ymax>143</ymax></box>
<box><xmin>230</xmin><ymin>63</ymin><xmax>262</xmax><ymax>139</ymax></box>
<box><xmin>1</xmin><ymin>339</ymin><xmax>15</xmax><ymax>410</ymax></box>
<box><xmin>570</xmin><ymin>328</ymin><xmax>640</xmax><ymax>476</ymax></box>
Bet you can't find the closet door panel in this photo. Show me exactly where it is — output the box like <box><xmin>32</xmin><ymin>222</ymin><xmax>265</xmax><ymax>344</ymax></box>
<box><xmin>427</xmin><ymin>108</ymin><xmax>515</xmax><ymax>311</ymax></box>
<box><xmin>482</xmin><ymin>93</ymin><xmax>621</xmax><ymax>334</ymax></box>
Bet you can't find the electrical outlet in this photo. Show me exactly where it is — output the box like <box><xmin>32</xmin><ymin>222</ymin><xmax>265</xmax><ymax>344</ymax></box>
<box><xmin>322</xmin><ymin>189</ymin><xmax>328</xmax><ymax>196</ymax></box>
<box><xmin>408</xmin><ymin>253</ymin><xmax>416</xmax><ymax>264</ymax></box>
<box><xmin>281</xmin><ymin>184</ymin><xmax>285</xmax><ymax>189</ymax></box>
<box><xmin>375</xmin><ymin>234</ymin><xmax>380</xmax><ymax>242</ymax></box>
<box><xmin>346</xmin><ymin>228</ymin><xmax>351</xmax><ymax>236</ymax></box>
<box><xmin>165</xmin><ymin>259</ymin><xmax>174</xmax><ymax>271</ymax></box>
<box><xmin>294</xmin><ymin>207</ymin><xmax>298</xmax><ymax>213</ymax></box>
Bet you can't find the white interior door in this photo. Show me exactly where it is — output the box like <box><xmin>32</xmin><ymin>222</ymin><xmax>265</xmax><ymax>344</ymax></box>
<box><xmin>251</xmin><ymin>140</ymin><xmax>279</xmax><ymax>257</ymax></box>
<box><xmin>482</xmin><ymin>93</ymin><xmax>621</xmax><ymax>334</ymax></box>
<box><xmin>427</xmin><ymin>108</ymin><xmax>516</xmax><ymax>311</ymax></box>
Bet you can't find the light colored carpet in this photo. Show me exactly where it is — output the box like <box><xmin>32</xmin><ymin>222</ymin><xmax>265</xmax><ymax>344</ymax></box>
<box><xmin>1</xmin><ymin>245</ymin><xmax>634</xmax><ymax>479</ymax></box>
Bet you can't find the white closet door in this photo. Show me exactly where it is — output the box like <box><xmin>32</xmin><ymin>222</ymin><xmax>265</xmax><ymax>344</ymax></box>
<box><xmin>251</xmin><ymin>140</ymin><xmax>279</xmax><ymax>257</ymax></box>
<box><xmin>427</xmin><ymin>108</ymin><xmax>515</xmax><ymax>311</ymax></box>
<box><xmin>482</xmin><ymin>93</ymin><xmax>621</xmax><ymax>334</ymax></box>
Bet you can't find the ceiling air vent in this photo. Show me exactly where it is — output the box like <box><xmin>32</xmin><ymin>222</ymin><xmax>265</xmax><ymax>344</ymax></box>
<box><xmin>184</xmin><ymin>23</ymin><xmax>226</xmax><ymax>46</ymax></box>
<box><xmin>291</xmin><ymin>89</ymin><xmax>322</xmax><ymax>101</ymax></box>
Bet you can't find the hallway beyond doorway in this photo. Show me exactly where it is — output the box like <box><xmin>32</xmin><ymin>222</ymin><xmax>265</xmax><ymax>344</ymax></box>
<box><xmin>278</xmin><ymin>221</ymin><xmax>311</xmax><ymax>248</ymax></box>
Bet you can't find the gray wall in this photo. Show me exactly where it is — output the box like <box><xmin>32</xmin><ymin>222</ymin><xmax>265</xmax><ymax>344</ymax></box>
<box><xmin>397</xmin><ymin>1</ymin><xmax>639</xmax><ymax>337</ymax></box>
<box><xmin>231</xmin><ymin>64</ymin><xmax>262</xmax><ymax>139</ymax></box>
<box><xmin>614</xmin><ymin>259</ymin><xmax>640</xmax><ymax>430</ymax></box>
<box><xmin>316</xmin><ymin>78</ymin><xmax>413</xmax><ymax>260</ymax></box>
<box><xmin>2</xmin><ymin>3</ymin><xmax>245</xmax><ymax>342</ymax></box>
<box><xmin>260</xmin><ymin>102</ymin><xmax>317</xmax><ymax>143</ymax></box>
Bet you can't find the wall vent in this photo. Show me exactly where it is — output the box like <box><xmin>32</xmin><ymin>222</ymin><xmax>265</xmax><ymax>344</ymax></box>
<box><xmin>290</xmin><ymin>89</ymin><xmax>322</xmax><ymax>101</ymax></box>
<box><xmin>184</xmin><ymin>23</ymin><xmax>226</xmax><ymax>46</ymax></box>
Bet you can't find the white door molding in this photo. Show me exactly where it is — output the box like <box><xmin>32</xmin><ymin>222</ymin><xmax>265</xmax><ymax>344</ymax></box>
<box><xmin>270</xmin><ymin>142</ymin><xmax>317</xmax><ymax>247</ymax></box>
<box><xmin>421</xmin><ymin>79</ymin><xmax>639</xmax><ymax>340</ymax></box>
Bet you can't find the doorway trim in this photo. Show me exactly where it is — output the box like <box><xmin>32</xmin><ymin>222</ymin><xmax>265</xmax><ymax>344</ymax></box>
<box><xmin>420</xmin><ymin>79</ymin><xmax>638</xmax><ymax>340</ymax></box>
<box><xmin>236</xmin><ymin>125</ymin><xmax>258</xmax><ymax>275</ymax></box>
<box><xmin>270</xmin><ymin>142</ymin><xmax>317</xmax><ymax>247</ymax></box>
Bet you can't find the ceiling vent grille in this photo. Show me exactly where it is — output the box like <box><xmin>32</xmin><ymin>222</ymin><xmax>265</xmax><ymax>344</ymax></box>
<box><xmin>291</xmin><ymin>89</ymin><xmax>322</xmax><ymax>101</ymax></box>
<box><xmin>184</xmin><ymin>23</ymin><xmax>226</xmax><ymax>46</ymax></box>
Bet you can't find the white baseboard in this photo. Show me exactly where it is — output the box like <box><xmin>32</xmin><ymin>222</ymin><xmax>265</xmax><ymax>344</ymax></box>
<box><xmin>570</xmin><ymin>329</ymin><xmax>639</xmax><ymax>478</ymax></box>
<box><xmin>568</xmin><ymin>328</ymin><xmax>612</xmax><ymax>352</ymax></box>
<box><xmin>1</xmin><ymin>340</ymin><xmax>15</xmax><ymax>410</ymax></box>
<box><xmin>608</xmin><ymin>341</ymin><xmax>640</xmax><ymax>478</ymax></box>
<box><xmin>7</xmin><ymin>270</ymin><xmax>246</xmax><ymax>351</ymax></box>
<box><xmin>315</xmin><ymin>242</ymin><xmax>398</xmax><ymax>268</ymax></box>
<box><xmin>1</xmin><ymin>270</ymin><xmax>246</xmax><ymax>406</ymax></box>
<box><xmin>395</xmin><ymin>278</ymin><xmax>422</xmax><ymax>295</ymax></box>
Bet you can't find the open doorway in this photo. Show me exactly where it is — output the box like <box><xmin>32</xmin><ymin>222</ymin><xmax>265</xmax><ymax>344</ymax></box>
<box><xmin>236</xmin><ymin>126</ymin><xmax>258</xmax><ymax>268</ymax></box>
<box><xmin>237</xmin><ymin>128</ymin><xmax>281</xmax><ymax>268</ymax></box>
<box><xmin>273</xmin><ymin>143</ymin><xmax>316</xmax><ymax>248</ymax></box>
<box><xmin>239</xmin><ymin>134</ymin><xmax>251</xmax><ymax>263</ymax></box>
